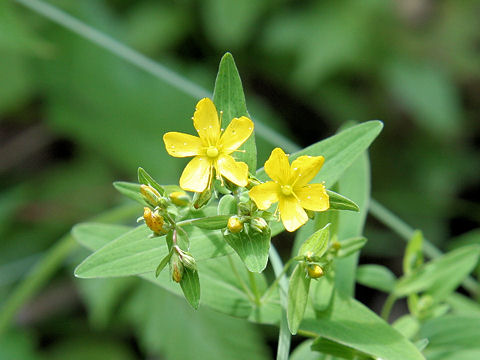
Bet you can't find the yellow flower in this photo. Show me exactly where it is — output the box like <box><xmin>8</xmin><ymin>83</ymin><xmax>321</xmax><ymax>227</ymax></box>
<box><xmin>249</xmin><ymin>148</ymin><xmax>329</xmax><ymax>232</ymax></box>
<box><xmin>163</xmin><ymin>98</ymin><xmax>254</xmax><ymax>193</ymax></box>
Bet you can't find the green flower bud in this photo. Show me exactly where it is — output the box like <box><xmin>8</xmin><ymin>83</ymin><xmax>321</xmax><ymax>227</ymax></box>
<box><xmin>169</xmin><ymin>191</ymin><xmax>190</xmax><ymax>207</ymax></box>
<box><xmin>193</xmin><ymin>188</ymin><xmax>212</xmax><ymax>209</ymax></box>
<box><xmin>170</xmin><ymin>252</ymin><xmax>184</xmax><ymax>283</ymax></box>
<box><xmin>307</xmin><ymin>264</ymin><xmax>324</xmax><ymax>279</ymax></box>
<box><xmin>237</xmin><ymin>202</ymin><xmax>251</xmax><ymax>216</ymax></box>
<box><xmin>179</xmin><ymin>250</ymin><xmax>197</xmax><ymax>271</ymax></box>
<box><xmin>141</xmin><ymin>184</ymin><xmax>162</xmax><ymax>207</ymax></box>
<box><xmin>227</xmin><ymin>216</ymin><xmax>243</xmax><ymax>233</ymax></box>
<box><xmin>251</xmin><ymin>217</ymin><xmax>268</xmax><ymax>233</ymax></box>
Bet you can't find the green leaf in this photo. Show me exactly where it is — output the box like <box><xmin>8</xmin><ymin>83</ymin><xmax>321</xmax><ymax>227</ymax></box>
<box><xmin>186</xmin><ymin>215</ymin><xmax>230</xmax><ymax>230</ymax></box>
<box><xmin>74</xmin><ymin>224</ymin><xmax>231</xmax><ymax>278</ymax></box>
<box><xmin>356</xmin><ymin>264</ymin><xmax>396</xmax><ymax>293</ymax></box>
<box><xmin>223</xmin><ymin>224</ymin><xmax>271</xmax><ymax>273</ymax></box>
<box><xmin>326</xmin><ymin>190</ymin><xmax>359</xmax><ymax>212</ymax></box>
<box><xmin>311</xmin><ymin>338</ymin><xmax>369</xmax><ymax>359</ymax></box>
<box><xmin>180</xmin><ymin>268</ymin><xmax>201</xmax><ymax>309</ymax></box>
<box><xmin>310</xmin><ymin>273</ymin><xmax>335</xmax><ymax>312</ymax></box>
<box><xmin>403</xmin><ymin>230</ymin><xmax>424</xmax><ymax>276</ymax></box>
<box><xmin>213</xmin><ymin>52</ymin><xmax>257</xmax><ymax>171</ymax></box>
<box><xmin>298</xmin><ymin>224</ymin><xmax>330</xmax><ymax>257</ymax></box>
<box><xmin>287</xmin><ymin>264</ymin><xmax>311</xmax><ymax>335</ymax></box>
<box><xmin>217</xmin><ymin>194</ymin><xmax>237</xmax><ymax>215</ymax></box>
<box><xmin>394</xmin><ymin>245</ymin><xmax>480</xmax><ymax>299</ymax></box>
<box><xmin>392</xmin><ymin>315</ymin><xmax>420</xmax><ymax>340</ymax></box>
<box><xmin>138</xmin><ymin>167</ymin><xmax>165</xmax><ymax>196</ymax></box>
<box><xmin>256</xmin><ymin>121</ymin><xmax>383</xmax><ymax>188</ymax></box>
<box><xmin>337</xmin><ymin>237</ymin><xmax>367</xmax><ymax>258</ymax></box>
<box><xmin>155</xmin><ymin>252</ymin><xmax>172</xmax><ymax>277</ymax></box>
<box><xmin>300</xmin><ymin>291</ymin><xmax>425</xmax><ymax>360</ymax></box>
<box><xmin>113</xmin><ymin>181</ymin><xmax>145</xmax><ymax>206</ymax></box>
<box><xmin>72</xmin><ymin>223</ymin><xmax>132</xmax><ymax>251</ymax></box>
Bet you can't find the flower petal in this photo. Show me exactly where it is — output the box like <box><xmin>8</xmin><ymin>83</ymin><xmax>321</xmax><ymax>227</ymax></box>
<box><xmin>179</xmin><ymin>156</ymin><xmax>212</xmax><ymax>192</ymax></box>
<box><xmin>193</xmin><ymin>98</ymin><xmax>221</xmax><ymax>146</ymax></box>
<box><xmin>219</xmin><ymin>116</ymin><xmax>254</xmax><ymax>154</ymax></box>
<box><xmin>249</xmin><ymin>181</ymin><xmax>280</xmax><ymax>210</ymax></box>
<box><xmin>291</xmin><ymin>155</ymin><xmax>325</xmax><ymax>187</ymax></box>
<box><xmin>163</xmin><ymin>132</ymin><xmax>202</xmax><ymax>157</ymax></box>
<box><xmin>295</xmin><ymin>184</ymin><xmax>330</xmax><ymax>212</ymax></box>
<box><xmin>216</xmin><ymin>154</ymin><xmax>249</xmax><ymax>187</ymax></box>
<box><xmin>264</xmin><ymin>148</ymin><xmax>291</xmax><ymax>184</ymax></box>
<box><xmin>279</xmin><ymin>196</ymin><xmax>308</xmax><ymax>232</ymax></box>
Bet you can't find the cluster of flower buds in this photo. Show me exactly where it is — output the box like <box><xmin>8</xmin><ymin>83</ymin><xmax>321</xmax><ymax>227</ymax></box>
<box><xmin>170</xmin><ymin>245</ymin><xmax>197</xmax><ymax>283</ymax></box>
<box><xmin>143</xmin><ymin>207</ymin><xmax>169</xmax><ymax>236</ymax></box>
<box><xmin>226</xmin><ymin>215</ymin><xmax>269</xmax><ymax>235</ymax></box>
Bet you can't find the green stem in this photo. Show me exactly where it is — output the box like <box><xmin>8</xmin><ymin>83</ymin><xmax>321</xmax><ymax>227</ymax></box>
<box><xmin>260</xmin><ymin>258</ymin><xmax>295</xmax><ymax>303</ymax></box>
<box><xmin>369</xmin><ymin>199</ymin><xmax>480</xmax><ymax>297</ymax></box>
<box><xmin>269</xmin><ymin>245</ymin><xmax>291</xmax><ymax>360</ymax></box>
<box><xmin>0</xmin><ymin>203</ymin><xmax>140</xmax><ymax>336</ymax></box>
<box><xmin>381</xmin><ymin>293</ymin><xmax>397</xmax><ymax>322</ymax></box>
<box><xmin>226</xmin><ymin>255</ymin><xmax>256</xmax><ymax>304</ymax></box>
<box><xmin>247</xmin><ymin>271</ymin><xmax>260</xmax><ymax>305</ymax></box>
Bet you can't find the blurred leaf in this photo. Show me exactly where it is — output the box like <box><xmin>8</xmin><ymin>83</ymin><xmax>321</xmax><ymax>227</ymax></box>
<box><xmin>213</xmin><ymin>52</ymin><xmax>257</xmax><ymax>171</ymax></box>
<box><xmin>403</xmin><ymin>230</ymin><xmax>424</xmax><ymax>276</ymax></box>
<box><xmin>113</xmin><ymin>181</ymin><xmax>145</xmax><ymax>206</ymax></box>
<box><xmin>336</xmin><ymin>237</ymin><xmax>367</xmax><ymax>258</ymax></box>
<box><xmin>287</xmin><ymin>264</ymin><xmax>311</xmax><ymax>335</ymax></box>
<box><xmin>72</xmin><ymin>223</ymin><xmax>131</xmax><ymax>250</ymax></box>
<box><xmin>356</xmin><ymin>264</ymin><xmax>396</xmax><ymax>293</ymax></box>
<box><xmin>0</xmin><ymin>330</ymin><xmax>39</xmax><ymax>360</ymax></box>
<box><xmin>290</xmin><ymin>340</ymin><xmax>325</xmax><ymax>360</ymax></box>
<box><xmin>392</xmin><ymin>315</ymin><xmax>420</xmax><ymax>340</ymax></box>
<box><xmin>45</xmin><ymin>338</ymin><xmax>135</xmax><ymax>360</ymax></box>
<box><xmin>180</xmin><ymin>267</ymin><xmax>200</xmax><ymax>309</ymax></box>
<box><xmin>311</xmin><ymin>337</ymin><xmax>370</xmax><ymax>359</ymax></box>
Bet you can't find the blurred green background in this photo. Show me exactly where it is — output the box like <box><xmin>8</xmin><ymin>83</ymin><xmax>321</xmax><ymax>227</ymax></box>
<box><xmin>1</xmin><ymin>0</ymin><xmax>479</xmax><ymax>358</ymax></box>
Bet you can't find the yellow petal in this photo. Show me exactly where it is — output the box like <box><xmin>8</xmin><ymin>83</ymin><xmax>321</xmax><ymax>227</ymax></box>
<box><xmin>163</xmin><ymin>132</ymin><xmax>202</xmax><ymax>157</ymax></box>
<box><xmin>216</xmin><ymin>154</ymin><xmax>249</xmax><ymax>187</ymax></box>
<box><xmin>193</xmin><ymin>98</ymin><xmax>221</xmax><ymax>146</ymax></box>
<box><xmin>264</xmin><ymin>148</ymin><xmax>291</xmax><ymax>184</ymax></box>
<box><xmin>249</xmin><ymin>181</ymin><xmax>280</xmax><ymax>210</ymax></box>
<box><xmin>295</xmin><ymin>184</ymin><xmax>330</xmax><ymax>212</ymax></box>
<box><xmin>279</xmin><ymin>196</ymin><xmax>308</xmax><ymax>232</ymax></box>
<box><xmin>219</xmin><ymin>116</ymin><xmax>254</xmax><ymax>154</ymax></box>
<box><xmin>291</xmin><ymin>155</ymin><xmax>324</xmax><ymax>187</ymax></box>
<box><xmin>179</xmin><ymin>156</ymin><xmax>212</xmax><ymax>192</ymax></box>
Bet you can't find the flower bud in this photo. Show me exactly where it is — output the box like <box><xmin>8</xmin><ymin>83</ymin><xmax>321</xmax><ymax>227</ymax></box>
<box><xmin>307</xmin><ymin>264</ymin><xmax>324</xmax><ymax>279</ymax></box>
<box><xmin>193</xmin><ymin>188</ymin><xmax>212</xmax><ymax>209</ymax></box>
<box><xmin>169</xmin><ymin>191</ymin><xmax>190</xmax><ymax>207</ymax></box>
<box><xmin>141</xmin><ymin>184</ymin><xmax>162</xmax><ymax>207</ymax></box>
<box><xmin>237</xmin><ymin>202</ymin><xmax>251</xmax><ymax>216</ymax></box>
<box><xmin>170</xmin><ymin>252</ymin><xmax>184</xmax><ymax>283</ymax></box>
<box><xmin>143</xmin><ymin>207</ymin><xmax>168</xmax><ymax>235</ymax></box>
<box><xmin>179</xmin><ymin>250</ymin><xmax>197</xmax><ymax>271</ymax></box>
<box><xmin>227</xmin><ymin>216</ymin><xmax>243</xmax><ymax>233</ymax></box>
<box><xmin>332</xmin><ymin>241</ymin><xmax>341</xmax><ymax>251</ymax></box>
<box><xmin>251</xmin><ymin>217</ymin><xmax>268</xmax><ymax>233</ymax></box>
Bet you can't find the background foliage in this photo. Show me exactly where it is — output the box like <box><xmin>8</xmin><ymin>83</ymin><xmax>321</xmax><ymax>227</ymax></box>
<box><xmin>1</xmin><ymin>0</ymin><xmax>479</xmax><ymax>359</ymax></box>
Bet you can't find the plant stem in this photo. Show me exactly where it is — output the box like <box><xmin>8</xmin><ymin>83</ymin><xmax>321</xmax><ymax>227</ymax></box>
<box><xmin>260</xmin><ymin>258</ymin><xmax>295</xmax><ymax>304</ymax></box>
<box><xmin>226</xmin><ymin>255</ymin><xmax>256</xmax><ymax>304</ymax></box>
<box><xmin>369</xmin><ymin>199</ymin><xmax>480</xmax><ymax>297</ymax></box>
<box><xmin>0</xmin><ymin>203</ymin><xmax>140</xmax><ymax>336</ymax></box>
<box><xmin>381</xmin><ymin>293</ymin><xmax>397</xmax><ymax>322</ymax></box>
<box><xmin>247</xmin><ymin>270</ymin><xmax>261</xmax><ymax>305</ymax></box>
<box><xmin>269</xmin><ymin>245</ymin><xmax>291</xmax><ymax>360</ymax></box>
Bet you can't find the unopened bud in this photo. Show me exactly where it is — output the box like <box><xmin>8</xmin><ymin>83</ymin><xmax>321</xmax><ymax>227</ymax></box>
<box><xmin>178</xmin><ymin>249</ymin><xmax>197</xmax><ymax>271</ymax></box>
<box><xmin>170</xmin><ymin>252</ymin><xmax>184</xmax><ymax>283</ymax></box>
<box><xmin>143</xmin><ymin>207</ymin><xmax>168</xmax><ymax>235</ymax></box>
<box><xmin>169</xmin><ymin>191</ymin><xmax>190</xmax><ymax>207</ymax></box>
<box><xmin>193</xmin><ymin>188</ymin><xmax>212</xmax><ymax>209</ymax></box>
<box><xmin>141</xmin><ymin>184</ymin><xmax>162</xmax><ymax>207</ymax></box>
<box><xmin>227</xmin><ymin>216</ymin><xmax>243</xmax><ymax>233</ymax></box>
<box><xmin>251</xmin><ymin>217</ymin><xmax>268</xmax><ymax>233</ymax></box>
<box><xmin>307</xmin><ymin>264</ymin><xmax>324</xmax><ymax>279</ymax></box>
<box><xmin>332</xmin><ymin>241</ymin><xmax>341</xmax><ymax>251</ymax></box>
<box><xmin>237</xmin><ymin>202</ymin><xmax>251</xmax><ymax>216</ymax></box>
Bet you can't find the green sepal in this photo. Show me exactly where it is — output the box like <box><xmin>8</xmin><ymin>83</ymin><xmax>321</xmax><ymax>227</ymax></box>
<box><xmin>213</xmin><ymin>52</ymin><xmax>257</xmax><ymax>171</ymax></box>
<box><xmin>113</xmin><ymin>181</ymin><xmax>146</xmax><ymax>206</ymax></box>
<box><xmin>187</xmin><ymin>215</ymin><xmax>230</xmax><ymax>230</ymax></box>
<box><xmin>223</xmin><ymin>224</ymin><xmax>271</xmax><ymax>273</ymax></box>
<box><xmin>287</xmin><ymin>264</ymin><xmax>311</xmax><ymax>335</ymax></box>
<box><xmin>298</xmin><ymin>223</ymin><xmax>330</xmax><ymax>258</ymax></box>
<box><xmin>326</xmin><ymin>190</ymin><xmax>360</xmax><ymax>212</ymax></box>
<box><xmin>180</xmin><ymin>267</ymin><xmax>200</xmax><ymax>309</ymax></box>
<box><xmin>337</xmin><ymin>237</ymin><xmax>367</xmax><ymax>258</ymax></box>
<box><xmin>155</xmin><ymin>251</ymin><xmax>173</xmax><ymax>278</ymax></box>
<box><xmin>138</xmin><ymin>167</ymin><xmax>166</xmax><ymax>196</ymax></box>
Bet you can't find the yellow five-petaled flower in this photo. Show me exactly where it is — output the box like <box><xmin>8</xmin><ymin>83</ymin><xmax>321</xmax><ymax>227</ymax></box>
<box><xmin>163</xmin><ymin>98</ymin><xmax>254</xmax><ymax>193</ymax></box>
<box><xmin>249</xmin><ymin>148</ymin><xmax>329</xmax><ymax>232</ymax></box>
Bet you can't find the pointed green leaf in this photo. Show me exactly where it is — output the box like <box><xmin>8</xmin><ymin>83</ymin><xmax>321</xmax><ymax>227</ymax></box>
<box><xmin>155</xmin><ymin>252</ymin><xmax>172</xmax><ymax>277</ymax></box>
<box><xmin>403</xmin><ymin>230</ymin><xmax>424</xmax><ymax>276</ymax></box>
<box><xmin>113</xmin><ymin>181</ymin><xmax>145</xmax><ymax>205</ymax></box>
<box><xmin>138</xmin><ymin>167</ymin><xmax>165</xmax><ymax>196</ymax></box>
<box><xmin>213</xmin><ymin>52</ymin><xmax>256</xmax><ymax>171</ymax></box>
<box><xmin>311</xmin><ymin>338</ymin><xmax>369</xmax><ymax>359</ymax></box>
<box><xmin>326</xmin><ymin>190</ymin><xmax>359</xmax><ymax>212</ymax></box>
<box><xmin>223</xmin><ymin>224</ymin><xmax>271</xmax><ymax>273</ymax></box>
<box><xmin>337</xmin><ymin>237</ymin><xmax>367</xmax><ymax>258</ymax></box>
<box><xmin>356</xmin><ymin>264</ymin><xmax>396</xmax><ymax>293</ymax></box>
<box><xmin>257</xmin><ymin>121</ymin><xmax>383</xmax><ymax>188</ymax></box>
<box><xmin>287</xmin><ymin>264</ymin><xmax>311</xmax><ymax>335</ymax></box>
<box><xmin>180</xmin><ymin>268</ymin><xmax>200</xmax><ymax>309</ymax></box>
<box><xmin>186</xmin><ymin>215</ymin><xmax>230</xmax><ymax>230</ymax></box>
<box><xmin>298</xmin><ymin>224</ymin><xmax>330</xmax><ymax>257</ymax></box>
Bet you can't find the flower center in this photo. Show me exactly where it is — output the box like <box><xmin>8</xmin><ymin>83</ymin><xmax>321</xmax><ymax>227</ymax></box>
<box><xmin>206</xmin><ymin>146</ymin><xmax>219</xmax><ymax>158</ymax></box>
<box><xmin>281</xmin><ymin>184</ymin><xmax>293</xmax><ymax>196</ymax></box>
